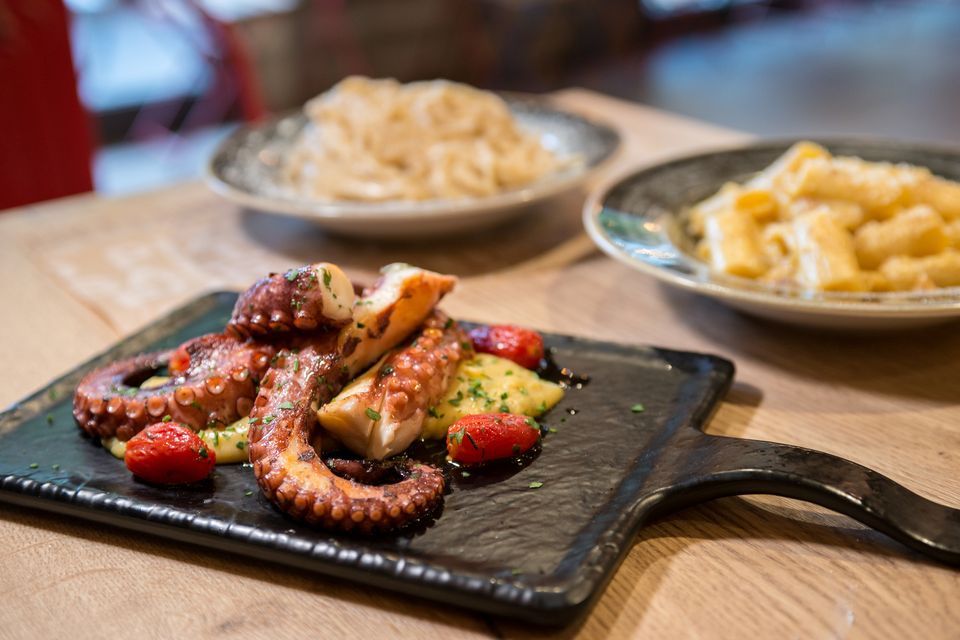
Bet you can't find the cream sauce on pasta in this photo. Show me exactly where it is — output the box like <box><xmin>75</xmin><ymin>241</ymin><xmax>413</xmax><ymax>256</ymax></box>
<box><xmin>283</xmin><ymin>77</ymin><xmax>570</xmax><ymax>202</ymax></box>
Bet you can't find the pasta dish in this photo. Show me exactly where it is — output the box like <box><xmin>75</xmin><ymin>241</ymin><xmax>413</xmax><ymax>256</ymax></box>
<box><xmin>283</xmin><ymin>76</ymin><xmax>568</xmax><ymax>202</ymax></box>
<box><xmin>689</xmin><ymin>141</ymin><xmax>960</xmax><ymax>292</ymax></box>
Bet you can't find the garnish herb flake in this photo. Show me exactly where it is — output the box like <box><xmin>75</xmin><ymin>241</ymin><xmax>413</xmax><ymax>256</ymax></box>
<box><xmin>365</xmin><ymin>407</ymin><xmax>381</xmax><ymax>421</ymax></box>
<box><xmin>528</xmin><ymin>481</ymin><xmax>544</xmax><ymax>489</ymax></box>
<box><xmin>631</xmin><ymin>403</ymin><xmax>646</xmax><ymax>413</ymax></box>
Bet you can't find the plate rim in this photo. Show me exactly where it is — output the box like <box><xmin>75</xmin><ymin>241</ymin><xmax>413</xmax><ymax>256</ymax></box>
<box><xmin>583</xmin><ymin>137</ymin><xmax>960</xmax><ymax>318</ymax></box>
<box><xmin>205</xmin><ymin>98</ymin><xmax>621</xmax><ymax>222</ymax></box>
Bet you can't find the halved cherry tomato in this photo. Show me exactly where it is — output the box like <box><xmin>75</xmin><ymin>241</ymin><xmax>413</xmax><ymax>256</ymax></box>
<box><xmin>125</xmin><ymin>422</ymin><xmax>216</xmax><ymax>484</ymax></box>
<box><xmin>468</xmin><ymin>324</ymin><xmax>544</xmax><ymax>370</ymax></box>
<box><xmin>447</xmin><ymin>413</ymin><xmax>541</xmax><ymax>465</ymax></box>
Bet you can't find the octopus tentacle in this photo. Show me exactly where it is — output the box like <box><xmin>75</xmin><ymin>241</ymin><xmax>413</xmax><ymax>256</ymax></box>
<box><xmin>247</xmin><ymin>340</ymin><xmax>445</xmax><ymax>533</ymax></box>
<box><xmin>228</xmin><ymin>262</ymin><xmax>355</xmax><ymax>339</ymax></box>
<box><xmin>74</xmin><ymin>334</ymin><xmax>273</xmax><ymax>440</ymax></box>
<box><xmin>318</xmin><ymin>312</ymin><xmax>471</xmax><ymax>459</ymax></box>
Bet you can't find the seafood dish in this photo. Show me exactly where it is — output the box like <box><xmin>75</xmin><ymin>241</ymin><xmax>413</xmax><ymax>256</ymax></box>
<box><xmin>73</xmin><ymin>263</ymin><xmax>564</xmax><ymax>534</ymax></box>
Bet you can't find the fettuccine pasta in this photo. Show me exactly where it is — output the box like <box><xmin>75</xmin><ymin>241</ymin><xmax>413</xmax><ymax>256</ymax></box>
<box><xmin>283</xmin><ymin>76</ymin><xmax>569</xmax><ymax>202</ymax></box>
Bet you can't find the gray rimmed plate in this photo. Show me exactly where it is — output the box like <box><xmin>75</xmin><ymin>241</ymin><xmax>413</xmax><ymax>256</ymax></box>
<box><xmin>206</xmin><ymin>96</ymin><xmax>620</xmax><ymax>238</ymax></box>
<box><xmin>584</xmin><ymin>139</ymin><xmax>960</xmax><ymax>329</ymax></box>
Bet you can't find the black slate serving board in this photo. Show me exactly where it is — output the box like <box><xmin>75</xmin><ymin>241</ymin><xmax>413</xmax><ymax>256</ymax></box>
<box><xmin>1</xmin><ymin>293</ymin><xmax>958</xmax><ymax>625</ymax></box>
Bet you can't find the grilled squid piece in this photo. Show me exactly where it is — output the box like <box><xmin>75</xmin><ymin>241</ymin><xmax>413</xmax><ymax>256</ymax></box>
<box><xmin>318</xmin><ymin>311</ymin><xmax>472</xmax><ymax>459</ymax></box>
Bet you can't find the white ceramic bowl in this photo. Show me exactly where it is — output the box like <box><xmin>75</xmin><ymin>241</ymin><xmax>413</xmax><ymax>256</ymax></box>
<box><xmin>206</xmin><ymin>97</ymin><xmax>620</xmax><ymax>238</ymax></box>
<box><xmin>583</xmin><ymin>139</ymin><xmax>960</xmax><ymax>330</ymax></box>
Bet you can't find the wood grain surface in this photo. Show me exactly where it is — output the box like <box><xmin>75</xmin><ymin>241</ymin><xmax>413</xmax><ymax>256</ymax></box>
<box><xmin>0</xmin><ymin>90</ymin><xmax>957</xmax><ymax>640</ymax></box>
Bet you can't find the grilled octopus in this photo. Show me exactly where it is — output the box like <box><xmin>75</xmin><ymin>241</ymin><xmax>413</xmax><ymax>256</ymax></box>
<box><xmin>74</xmin><ymin>261</ymin><xmax>465</xmax><ymax>533</ymax></box>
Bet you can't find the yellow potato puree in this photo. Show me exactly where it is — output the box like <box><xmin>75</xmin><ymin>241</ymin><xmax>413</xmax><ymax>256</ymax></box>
<box><xmin>421</xmin><ymin>354</ymin><xmax>564</xmax><ymax>440</ymax></box>
<box><xmin>103</xmin><ymin>416</ymin><xmax>250</xmax><ymax>464</ymax></box>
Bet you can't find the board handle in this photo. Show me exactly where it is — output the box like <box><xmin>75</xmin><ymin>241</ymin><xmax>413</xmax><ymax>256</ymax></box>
<box><xmin>656</xmin><ymin>435</ymin><xmax>960</xmax><ymax>565</ymax></box>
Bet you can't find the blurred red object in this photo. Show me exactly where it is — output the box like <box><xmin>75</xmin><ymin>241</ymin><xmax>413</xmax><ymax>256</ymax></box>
<box><xmin>0</xmin><ymin>0</ymin><xmax>94</xmax><ymax>210</ymax></box>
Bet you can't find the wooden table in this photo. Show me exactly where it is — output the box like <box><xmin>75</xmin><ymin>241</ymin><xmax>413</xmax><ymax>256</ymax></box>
<box><xmin>1</xmin><ymin>90</ymin><xmax>957</xmax><ymax>639</ymax></box>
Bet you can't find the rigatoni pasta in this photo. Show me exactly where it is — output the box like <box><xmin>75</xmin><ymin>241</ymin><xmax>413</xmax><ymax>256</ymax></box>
<box><xmin>689</xmin><ymin>141</ymin><xmax>960</xmax><ymax>292</ymax></box>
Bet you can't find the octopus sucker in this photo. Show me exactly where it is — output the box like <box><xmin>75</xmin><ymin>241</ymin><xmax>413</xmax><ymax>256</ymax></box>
<box><xmin>73</xmin><ymin>334</ymin><xmax>270</xmax><ymax>440</ymax></box>
<box><xmin>246</xmin><ymin>325</ymin><xmax>451</xmax><ymax>532</ymax></box>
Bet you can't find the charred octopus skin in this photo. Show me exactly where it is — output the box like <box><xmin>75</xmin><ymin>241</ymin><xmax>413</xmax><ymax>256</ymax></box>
<box><xmin>246</xmin><ymin>340</ymin><xmax>446</xmax><ymax>534</ymax></box>
<box><xmin>243</xmin><ymin>266</ymin><xmax>460</xmax><ymax>532</ymax></box>
<box><xmin>228</xmin><ymin>262</ymin><xmax>355</xmax><ymax>339</ymax></box>
<box><xmin>74</xmin><ymin>261</ymin><xmax>459</xmax><ymax>534</ymax></box>
<box><xmin>73</xmin><ymin>334</ymin><xmax>275</xmax><ymax>441</ymax></box>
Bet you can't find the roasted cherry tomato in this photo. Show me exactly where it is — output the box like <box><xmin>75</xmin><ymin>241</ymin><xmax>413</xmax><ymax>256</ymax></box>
<box><xmin>468</xmin><ymin>324</ymin><xmax>544</xmax><ymax>370</ymax></box>
<box><xmin>125</xmin><ymin>422</ymin><xmax>216</xmax><ymax>484</ymax></box>
<box><xmin>447</xmin><ymin>413</ymin><xmax>541</xmax><ymax>465</ymax></box>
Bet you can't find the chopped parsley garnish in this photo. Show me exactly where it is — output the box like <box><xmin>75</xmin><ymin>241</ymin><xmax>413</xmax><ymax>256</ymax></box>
<box><xmin>244</xmin><ymin>489</ymin><xmax>254</xmax><ymax>496</ymax></box>
<box><xmin>162</xmin><ymin>415</ymin><xmax>172</xmax><ymax>422</ymax></box>
<box><xmin>528</xmin><ymin>481</ymin><xmax>544</xmax><ymax>489</ymax></box>
<box><xmin>499</xmin><ymin>404</ymin><xmax>510</xmax><ymax>413</ymax></box>
<box><xmin>293</xmin><ymin>357</ymin><xmax>300</xmax><ymax>372</ymax></box>
<box><xmin>356</xmin><ymin>322</ymin><xmax>365</xmax><ymax>329</ymax></box>
<box><xmin>460</xmin><ymin>471</ymin><xmax>471</xmax><ymax>478</ymax></box>
<box><xmin>190</xmin><ymin>401</ymin><xmax>203</xmax><ymax>411</ymax></box>
<box><xmin>448</xmin><ymin>390</ymin><xmax>464</xmax><ymax>407</ymax></box>
<box><xmin>198</xmin><ymin>447</ymin><xmax>209</xmax><ymax>458</ymax></box>
<box><xmin>279</xmin><ymin>401</ymin><xmax>295</xmax><ymax>410</ymax></box>
<box><xmin>365</xmin><ymin>407</ymin><xmax>381</xmax><ymax>421</ymax></box>
<box><xmin>284</xmin><ymin>269</ymin><xmax>298</xmax><ymax>282</ymax></box>
<box><xmin>236</xmin><ymin>441</ymin><xmax>246</xmax><ymax>450</ymax></box>
<box><xmin>500</xmin><ymin>392</ymin><xmax>509</xmax><ymax>399</ymax></box>
<box><xmin>48</xmin><ymin>389</ymin><xmax>57</xmax><ymax>401</ymax></box>
<box><xmin>51</xmin><ymin>464</ymin><xmax>60</xmax><ymax>471</ymax></box>
<box><xmin>504</xmin><ymin>370</ymin><xmax>513</xmax><ymax>376</ymax></box>
<box><xmin>548</xmin><ymin>427</ymin><xmax>557</xmax><ymax>433</ymax></box>
<box><xmin>525</xmin><ymin>417</ymin><xmax>539</xmax><ymax>430</ymax></box>
<box><xmin>444</xmin><ymin>318</ymin><xmax>454</xmax><ymax>329</ymax></box>
<box><xmin>322</xmin><ymin>268</ymin><xmax>332</xmax><ymax>288</ymax></box>
<box><xmin>45</xmin><ymin>414</ymin><xmax>54</xmax><ymax>425</ymax></box>
<box><xmin>380</xmin><ymin>364</ymin><xmax>394</xmax><ymax>376</ymax></box>
<box><xmin>449</xmin><ymin>429</ymin><xmax>464</xmax><ymax>445</ymax></box>
<box><xmin>263</xmin><ymin>415</ymin><xmax>275</xmax><ymax>424</ymax></box>
<box><xmin>28</xmin><ymin>463</ymin><xmax>39</xmax><ymax>469</ymax></box>
<box><xmin>468</xmin><ymin>381</ymin><xmax>488</xmax><ymax>399</ymax></box>
<box><xmin>631</xmin><ymin>403</ymin><xmax>646</xmax><ymax>413</ymax></box>
<box><xmin>427</xmin><ymin>406</ymin><xmax>441</xmax><ymax>419</ymax></box>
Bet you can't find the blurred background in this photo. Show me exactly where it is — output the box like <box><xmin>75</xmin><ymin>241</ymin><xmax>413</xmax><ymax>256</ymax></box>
<box><xmin>1</xmin><ymin>0</ymin><xmax>958</xmax><ymax>209</ymax></box>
